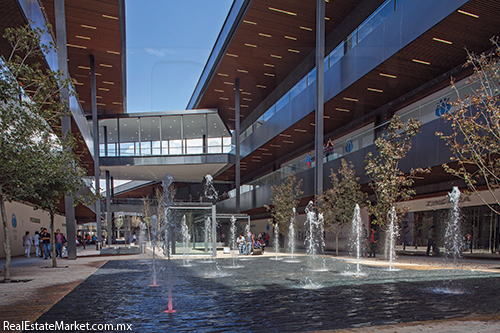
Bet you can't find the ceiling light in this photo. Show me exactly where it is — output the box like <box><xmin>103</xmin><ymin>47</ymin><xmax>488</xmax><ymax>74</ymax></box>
<box><xmin>310</xmin><ymin>123</ymin><xmax>315</xmax><ymax>126</ymax></box>
<box><xmin>224</xmin><ymin>82</ymin><xmax>234</xmax><ymax>85</ymax></box>
<box><xmin>457</xmin><ymin>9</ymin><xmax>479</xmax><ymax>18</ymax></box>
<box><xmin>300</xmin><ymin>26</ymin><xmax>312</xmax><ymax>31</ymax></box>
<box><xmin>432</xmin><ymin>37</ymin><xmax>453</xmax><ymax>45</ymax></box>
<box><xmin>264</xmin><ymin>63</ymin><xmax>274</xmax><ymax>67</ymax></box>
<box><xmin>252</xmin><ymin>156</ymin><xmax>262</xmax><ymax>159</ymax></box>
<box><xmin>379</xmin><ymin>73</ymin><xmax>397</xmax><ymax>78</ymax></box>
<box><xmin>229</xmin><ymin>107</ymin><xmax>235</xmax><ymax>110</ymax></box>
<box><xmin>325</xmin><ymin>17</ymin><xmax>330</xmax><ymax>20</ymax></box>
<box><xmin>95</xmin><ymin>73</ymin><xmax>101</xmax><ymax>76</ymax></box>
<box><xmin>279</xmin><ymin>133</ymin><xmax>291</xmax><ymax>137</ymax></box>
<box><xmin>288</xmin><ymin>49</ymin><xmax>300</xmax><ymax>53</ymax></box>
<box><xmin>343</xmin><ymin>97</ymin><xmax>358</xmax><ymax>102</ymax></box>
<box><xmin>79</xmin><ymin>100</ymin><xmax>85</xmax><ymax>103</ymax></box>
<box><xmin>218</xmin><ymin>73</ymin><xmax>228</xmax><ymax>76</ymax></box>
<box><xmin>96</xmin><ymin>103</ymin><xmax>106</xmax><ymax>106</ymax></box>
<box><xmin>259</xmin><ymin>33</ymin><xmax>272</xmax><ymax>38</ymax></box>
<box><xmin>243</xmin><ymin>98</ymin><xmax>252</xmax><ymax>101</ymax></box>
<box><xmin>96</xmin><ymin>96</ymin><xmax>102</xmax><ymax>99</ymax></box>
<box><xmin>237</xmin><ymin>69</ymin><xmax>248</xmax><ymax>73</ymax></box>
<box><xmin>102</xmin><ymin>14</ymin><xmax>118</xmax><ymax>20</ymax></box>
<box><xmin>258</xmin><ymin>148</ymin><xmax>268</xmax><ymax>151</ymax></box>
<box><xmin>74</xmin><ymin>82</ymin><xmax>83</xmax><ymax>85</ymax></box>
<box><xmin>81</xmin><ymin>25</ymin><xmax>96</xmax><ymax>29</ymax></box>
<box><xmin>412</xmin><ymin>59</ymin><xmax>430</xmax><ymax>65</ymax></box>
<box><xmin>76</xmin><ymin>35</ymin><xmax>90</xmax><ymax>40</ymax></box>
<box><xmin>214</xmin><ymin>89</ymin><xmax>224</xmax><ymax>93</ymax></box>
<box><xmin>264</xmin><ymin>73</ymin><xmax>275</xmax><ymax>77</ymax></box>
<box><xmin>226</xmin><ymin>53</ymin><xmax>238</xmax><ymax>57</ymax></box>
<box><xmin>78</xmin><ymin>66</ymin><xmax>90</xmax><ymax>70</ymax></box>
<box><xmin>294</xmin><ymin>129</ymin><xmax>307</xmax><ymax>132</ymax></box>
<box><xmin>99</xmin><ymin>88</ymin><xmax>109</xmax><ymax>91</ymax></box>
<box><xmin>112</xmin><ymin>102</ymin><xmax>122</xmax><ymax>105</ymax></box>
<box><xmin>107</xmin><ymin>50</ymin><xmax>120</xmax><ymax>55</ymax></box>
<box><xmin>243</xmin><ymin>20</ymin><xmax>257</xmax><ymax>25</ymax></box>
<box><xmin>245</xmin><ymin>43</ymin><xmax>257</xmax><ymax>48</ymax></box>
<box><xmin>336</xmin><ymin>108</ymin><xmax>350</xmax><ymax>112</ymax></box>
<box><xmin>74</xmin><ymin>74</ymin><xmax>87</xmax><ymax>78</ymax></box>
<box><xmin>270</xmin><ymin>144</ymin><xmax>281</xmax><ymax>148</ymax></box>
<box><xmin>268</xmin><ymin>7</ymin><xmax>297</xmax><ymax>16</ymax></box>
<box><xmin>100</xmin><ymin>64</ymin><xmax>113</xmax><ymax>68</ymax></box>
<box><xmin>241</xmin><ymin>92</ymin><xmax>251</xmax><ymax>95</ymax></box>
<box><xmin>240</xmin><ymin>105</ymin><xmax>249</xmax><ymax>108</ymax></box>
<box><xmin>367</xmin><ymin>87</ymin><xmax>383</xmax><ymax>93</ymax></box>
<box><xmin>262</xmin><ymin>153</ymin><xmax>272</xmax><ymax>156</ymax></box>
<box><xmin>67</xmin><ymin>44</ymin><xmax>87</xmax><ymax>49</ymax></box>
<box><xmin>103</xmin><ymin>81</ymin><xmax>114</xmax><ymax>85</ymax></box>
<box><xmin>220</xmin><ymin>97</ymin><xmax>229</xmax><ymax>100</ymax></box>
<box><xmin>324</xmin><ymin>115</ymin><xmax>330</xmax><ymax>119</ymax></box>
<box><xmin>284</xmin><ymin>36</ymin><xmax>297</xmax><ymax>40</ymax></box>
<box><xmin>257</xmin><ymin>85</ymin><xmax>266</xmax><ymax>88</ymax></box>
<box><xmin>283</xmin><ymin>140</ymin><xmax>294</xmax><ymax>144</ymax></box>
<box><xmin>270</xmin><ymin>54</ymin><xmax>282</xmax><ymax>59</ymax></box>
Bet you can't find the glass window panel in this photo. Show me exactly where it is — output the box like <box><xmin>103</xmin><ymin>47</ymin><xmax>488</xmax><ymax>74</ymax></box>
<box><xmin>345</xmin><ymin>29</ymin><xmax>357</xmax><ymax>53</ymax></box>
<box><xmin>208</xmin><ymin>146</ymin><xmax>222</xmax><ymax>154</ymax></box>
<box><xmin>119</xmin><ymin>118</ymin><xmax>139</xmax><ymax>156</ymax></box>
<box><xmin>183</xmin><ymin>114</ymin><xmax>206</xmax><ymax>139</ymax></box>
<box><xmin>207</xmin><ymin>113</ymin><xmax>230</xmax><ymax>138</ymax></box>
<box><xmin>120</xmin><ymin>142</ymin><xmax>135</xmax><ymax>156</ymax></box>
<box><xmin>161</xmin><ymin>140</ymin><xmax>169</xmax><ymax>155</ymax></box>
<box><xmin>140</xmin><ymin>142</ymin><xmax>152</xmax><ymax>156</ymax></box>
<box><xmin>169</xmin><ymin>140</ymin><xmax>182</xmax><ymax>155</ymax></box>
<box><xmin>161</xmin><ymin>116</ymin><xmax>182</xmax><ymax>140</ymax></box>
<box><xmin>263</xmin><ymin>105</ymin><xmax>276</xmax><ymax>122</ymax></box>
<box><xmin>99</xmin><ymin>143</ymin><xmax>106</xmax><ymax>157</ymax></box>
<box><xmin>329</xmin><ymin>42</ymin><xmax>344</xmax><ymax>67</ymax></box>
<box><xmin>308</xmin><ymin>68</ymin><xmax>316</xmax><ymax>86</ymax></box>
<box><xmin>99</xmin><ymin>118</ymin><xmax>118</xmax><ymax>146</ymax></box>
<box><xmin>152</xmin><ymin>141</ymin><xmax>161</xmax><ymax>155</ymax></box>
<box><xmin>290</xmin><ymin>76</ymin><xmax>307</xmax><ymax>100</ymax></box>
<box><xmin>324</xmin><ymin>56</ymin><xmax>329</xmax><ymax>71</ymax></box>
<box><xmin>140</xmin><ymin>117</ymin><xmax>160</xmax><ymax>142</ymax></box>
<box><xmin>186</xmin><ymin>138</ymin><xmax>203</xmax><ymax>154</ymax></box>
<box><xmin>107</xmin><ymin>143</ymin><xmax>117</xmax><ymax>157</ymax></box>
<box><xmin>208</xmin><ymin>137</ymin><xmax>222</xmax><ymax>147</ymax></box>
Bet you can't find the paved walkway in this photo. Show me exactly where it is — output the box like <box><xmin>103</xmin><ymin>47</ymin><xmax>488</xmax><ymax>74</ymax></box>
<box><xmin>1</xmin><ymin>248</ymin><xmax>500</xmax><ymax>333</ymax></box>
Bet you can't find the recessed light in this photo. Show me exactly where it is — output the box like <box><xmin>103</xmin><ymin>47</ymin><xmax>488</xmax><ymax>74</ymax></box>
<box><xmin>112</xmin><ymin>102</ymin><xmax>121</xmax><ymax>105</ymax></box>
<box><xmin>310</xmin><ymin>123</ymin><xmax>315</xmax><ymax>126</ymax></box>
<box><xmin>288</xmin><ymin>49</ymin><xmax>300</xmax><ymax>53</ymax></box>
<box><xmin>336</xmin><ymin>108</ymin><xmax>350</xmax><ymax>112</ymax></box>
<box><xmin>379</xmin><ymin>73</ymin><xmax>397</xmax><ymax>79</ymax></box>
<box><xmin>245</xmin><ymin>43</ymin><xmax>257</xmax><ymax>48</ymax></box>
<box><xmin>258</xmin><ymin>148</ymin><xmax>268</xmax><ymax>151</ymax></box>
<box><xmin>243</xmin><ymin>20</ymin><xmax>257</xmax><ymax>25</ymax></box>
<box><xmin>103</xmin><ymin>81</ymin><xmax>114</xmax><ymax>85</ymax></box>
<box><xmin>241</xmin><ymin>92</ymin><xmax>251</xmax><ymax>95</ymax></box>
<box><xmin>262</xmin><ymin>153</ymin><xmax>272</xmax><ymax>156</ymax></box>
<box><xmin>217</xmin><ymin>73</ymin><xmax>228</xmax><ymax>76</ymax></box>
<box><xmin>240</xmin><ymin>105</ymin><xmax>249</xmax><ymax>108</ymax></box>
<box><xmin>279</xmin><ymin>133</ymin><xmax>291</xmax><ymax>137</ymax></box>
<box><xmin>324</xmin><ymin>115</ymin><xmax>330</xmax><ymax>119</ymax></box>
<box><xmin>264</xmin><ymin>73</ymin><xmax>275</xmax><ymax>77</ymax></box>
<box><xmin>270</xmin><ymin>144</ymin><xmax>281</xmax><ymax>148</ymax></box>
<box><xmin>264</xmin><ymin>63</ymin><xmax>274</xmax><ymax>67</ymax></box>
<box><xmin>412</xmin><ymin>59</ymin><xmax>430</xmax><ymax>65</ymax></box>
<box><xmin>99</xmin><ymin>88</ymin><xmax>110</xmax><ymax>91</ymax></box>
<box><xmin>100</xmin><ymin>64</ymin><xmax>113</xmax><ymax>68</ymax></box>
<box><xmin>432</xmin><ymin>37</ymin><xmax>452</xmax><ymax>45</ymax></box>
<box><xmin>270</xmin><ymin>54</ymin><xmax>282</xmax><ymax>59</ymax></box>
<box><xmin>102</xmin><ymin>14</ymin><xmax>118</xmax><ymax>20</ymax></box>
<box><xmin>214</xmin><ymin>89</ymin><xmax>224</xmax><ymax>93</ymax></box>
<box><xmin>257</xmin><ymin>85</ymin><xmax>266</xmax><ymax>88</ymax></box>
<box><xmin>237</xmin><ymin>69</ymin><xmax>248</xmax><ymax>73</ymax></box>
<box><xmin>220</xmin><ymin>97</ymin><xmax>229</xmax><ymax>100</ymax></box>
<box><xmin>243</xmin><ymin>98</ymin><xmax>252</xmax><ymax>101</ymax></box>
<box><xmin>67</xmin><ymin>44</ymin><xmax>87</xmax><ymax>49</ymax></box>
<box><xmin>457</xmin><ymin>9</ymin><xmax>479</xmax><ymax>18</ymax></box>
<box><xmin>259</xmin><ymin>33</ymin><xmax>272</xmax><ymax>38</ymax></box>
<box><xmin>81</xmin><ymin>25</ymin><xmax>97</xmax><ymax>29</ymax></box>
<box><xmin>367</xmin><ymin>87</ymin><xmax>383</xmax><ymax>93</ymax></box>
<box><xmin>283</xmin><ymin>140</ymin><xmax>294</xmax><ymax>144</ymax></box>
<box><xmin>79</xmin><ymin>100</ymin><xmax>85</xmax><ymax>103</ymax></box>
<box><xmin>78</xmin><ymin>66</ymin><xmax>90</xmax><ymax>70</ymax></box>
<box><xmin>300</xmin><ymin>26</ymin><xmax>312</xmax><ymax>31</ymax></box>
<box><xmin>325</xmin><ymin>17</ymin><xmax>330</xmax><ymax>20</ymax></box>
<box><xmin>97</xmin><ymin>103</ymin><xmax>106</xmax><ymax>106</ymax></box>
<box><xmin>284</xmin><ymin>36</ymin><xmax>297</xmax><ymax>40</ymax></box>
<box><xmin>74</xmin><ymin>82</ymin><xmax>83</xmax><ymax>85</ymax></box>
<box><xmin>107</xmin><ymin>50</ymin><xmax>120</xmax><ymax>55</ymax></box>
<box><xmin>343</xmin><ymin>97</ymin><xmax>358</xmax><ymax>102</ymax></box>
<box><xmin>268</xmin><ymin>7</ymin><xmax>297</xmax><ymax>16</ymax></box>
<box><xmin>294</xmin><ymin>129</ymin><xmax>307</xmax><ymax>132</ymax></box>
<box><xmin>224</xmin><ymin>82</ymin><xmax>234</xmax><ymax>85</ymax></box>
<box><xmin>76</xmin><ymin>35</ymin><xmax>90</xmax><ymax>40</ymax></box>
<box><xmin>226</xmin><ymin>53</ymin><xmax>238</xmax><ymax>57</ymax></box>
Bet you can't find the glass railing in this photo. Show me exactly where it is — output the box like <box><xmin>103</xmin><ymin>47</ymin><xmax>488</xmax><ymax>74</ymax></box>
<box><xmin>227</xmin><ymin>75</ymin><xmax>473</xmax><ymax>199</ymax></box>
<box><xmin>239</xmin><ymin>0</ymin><xmax>400</xmax><ymax>143</ymax></box>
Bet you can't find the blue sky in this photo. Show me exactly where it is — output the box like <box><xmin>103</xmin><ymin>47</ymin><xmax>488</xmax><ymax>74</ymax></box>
<box><xmin>126</xmin><ymin>0</ymin><xmax>233</xmax><ymax>112</ymax></box>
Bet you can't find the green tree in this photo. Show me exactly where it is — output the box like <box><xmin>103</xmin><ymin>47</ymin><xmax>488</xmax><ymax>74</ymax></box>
<box><xmin>265</xmin><ymin>172</ymin><xmax>303</xmax><ymax>234</ymax></box>
<box><xmin>365</xmin><ymin>115</ymin><xmax>429</xmax><ymax>226</ymax></box>
<box><xmin>0</xmin><ymin>24</ymin><xmax>74</xmax><ymax>281</ymax></box>
<box><xmin>317</xmin><ymin>159</ymin><xmax>366</xmax><ymax>255</ymax></box>
<box><xmin>141</xmin><ymin>195</ymin><xmax>153</xmax><ymax>241</ymax></box>
<box><xmin>438</xmin><ymin>37</ymin><xmax>500</xmax><ymax>214</ymax></box>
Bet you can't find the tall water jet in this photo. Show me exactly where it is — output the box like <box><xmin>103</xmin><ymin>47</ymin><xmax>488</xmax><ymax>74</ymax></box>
<box><xmin>180</xmin><ymin>215</ymin><xmax>190</xmax><ymax>266</ymax></box>
<box><xmin>288</xmin><ymin>208</ymin><xmax>296</xmax><ymax>258</ymax></box>
<box><xmin>350</xmin><ymin>204</ymin><xmax>362</xmax><ymax>276</ymax></box>
<box><xmin>272</xmin><ymin>223</ymin><xmax>281</xmax><ymax>260</ymax></box>
<box><xmin>149</xmin><ymin>215</ymin><xmax>159</xmax><ymax>287</ymax></box>
<box><xmin>387</xmin><ymin>207</ymin><xmax>397</xmax><ymax>271</ymax></box>
<box><xmin>304</xmin><ymin>201</ymin><xmax>325</xmax><ymax>258</ymax></box>
<box><xmin>230</xmin><ymin>215</ymin><xmax>237</xmax><ymax>267</ymax></box>
<box><xmin>203</xmin><ymin>216</ymin><xmax>213</xmax><ymax>261</ymax></box>
<box><xmin>161</xmin><ymin>174</ymin><xmax>176</xmax><ymax>313</ymax></box>
<box><xmin>446</xmin><ymin>187</ymin><xmax>463</xmax><ymax>260</ymax></box>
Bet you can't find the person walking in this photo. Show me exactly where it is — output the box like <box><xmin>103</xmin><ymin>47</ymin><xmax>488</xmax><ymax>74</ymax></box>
<box><xmin>245</xmin><ymin>230</ymin><xmax>254</xmax><ymax>255</ymax></box>
<box><xmin>55</xmin><ymin>229</ymin><xmax>66</xmax><ymax>258</ymax></box>
<box><xmin>40</xmin><ymin>228</ymin><xmax>51</xmax><ymax>259</ymax></box>
<box><xmin>368</xmin><ymin>227</ymin><xmax>378</xmax><ymax>258</ymax></box>
<box><xmin>426</xmin><ymin>225</ymin><xmax>438</xmax><ymax>256</ymax></box>
<box><xmin>22</xmin><ymin>231</ymin><xmax>33</xmax><ymax>257</ymax></box>
<box><xmin>33</xmin><ymin>231</ymin><xmax>41</xmax><ymax>257</ymax></box>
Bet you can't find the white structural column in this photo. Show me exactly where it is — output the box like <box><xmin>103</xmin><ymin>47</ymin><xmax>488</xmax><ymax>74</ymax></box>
<box><xmin>90</xmin><ymin>54</ymin><xmax>101</xmax><ymax>250</ymax></box>
<box><xmin>55</xmin><ymin>0</ymin><xmax>77</xmax><ymax>260</ymax></box>
<box><xmin>235</xmin><ymin>78</ymin><xmax>241</xmax><ymax>214</ymax></box>
<box><xmin>314</xmin><ymin>0</ymin><xmax>325</xmax><ymax>198</ymax></box>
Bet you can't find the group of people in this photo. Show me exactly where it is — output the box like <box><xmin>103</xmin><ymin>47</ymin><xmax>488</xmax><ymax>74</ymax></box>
<box><xmin>305</xmin><ymin>138</ymin><xmax>336</xmax><ymax>169</ymax></box>
<box><xmin>22</xmin><ymin>228</ymin><xmax>67</xmax><ymax>259</ymax></box>
<box><xmin>236</xmin><ymin>230</ymin><xmax>270</xmax><ymax>255</ymax></box>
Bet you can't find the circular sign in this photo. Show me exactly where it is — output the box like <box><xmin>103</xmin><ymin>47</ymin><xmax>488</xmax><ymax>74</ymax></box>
<box><xmin>345</xmin><ymin>140</ymin><xmax>353</xmax><ymax>153</ymax></box>
<box><xmin>11</xmin><ymin>214</ymin><xmax>17</xmax><ymax>228</ymax></box>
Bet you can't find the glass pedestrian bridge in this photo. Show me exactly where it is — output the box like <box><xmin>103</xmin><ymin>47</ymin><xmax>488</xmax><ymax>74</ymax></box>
<box><xmin>97</xmin><ymin>109</ymin><xmax>232</xmax><ymax>158</ymax></box>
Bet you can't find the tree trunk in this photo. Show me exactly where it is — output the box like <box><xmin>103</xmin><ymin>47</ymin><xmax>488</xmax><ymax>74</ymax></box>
<box><xmin>50</xmin><ymin>211</ymin><xmax>57</xmax><ymax>268</ymax></box>
<box><xmin>1</xmin><ymin>192</ymin><xmax>11</xmax><ymax>283</ymax></box>
<box><xmin>335</xmin><ymin>233</ymin><xmax>339</xmax><ymax>256</ymax></box>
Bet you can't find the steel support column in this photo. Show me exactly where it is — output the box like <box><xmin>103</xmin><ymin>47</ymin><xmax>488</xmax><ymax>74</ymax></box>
<box><xmin>90</xmin><ymin>54</ymin><xmax>101</xmax><ymax>250</ymax></box>
<box><xmin>235</xmin><ymin>78</ymin><xmax>241</xmax><ymax>214</ymax></box>
<box><xmin>106</xmin><ymin>170</ymin><xmax>112</xmax><ymax>246</ymax></box>
<box><xmin>314</xmin><ymin>0</ymin><xmax>325</xmax><ymax>198</ymax></box>
<box><xmin>212</xmin><ymin>205</ymin><xmax>217</xmax><ymax>257</ymax></box>
<box><xmin>55</xmin><ymin>0</ymin><xmax>76</xmax><ymax>260</ymax></box>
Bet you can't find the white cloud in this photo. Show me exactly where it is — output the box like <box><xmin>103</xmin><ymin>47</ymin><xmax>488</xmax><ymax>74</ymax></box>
<box><xmin>145</xmin><ymin>48</ymin><xmax>176</xmax><ymax>57</ymax></box>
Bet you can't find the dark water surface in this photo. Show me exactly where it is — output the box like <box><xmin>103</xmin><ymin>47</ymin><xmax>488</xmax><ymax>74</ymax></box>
<box><xmin>33</xmin><ymin>257</ymin><xmax>500</xmax><ymax>332</ymax></box>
